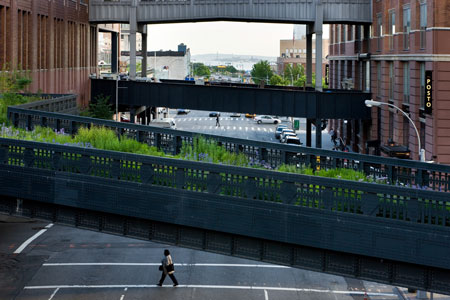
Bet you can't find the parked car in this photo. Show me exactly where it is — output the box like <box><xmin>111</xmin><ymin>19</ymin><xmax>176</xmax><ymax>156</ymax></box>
<box><xmin>209</xmin><ymin>112</ymin><xmax>221</xmax><ymax>117</ymax></box>
<box><xmin>150</xmin><ymin>118</ymin><xmax>176</xmax><ymax>129</ymax></box>
<box><xmin>177</xmin><ymin>109</ymin><xmax>190</xmax><ymax>115</ymax></box>
<box><xmin>245</xmin><ymin>113</ymin><xmax>256</xmax><ymax>118</ymax></box>
<box><xmin>279</xmin><ymin>128</ymin><xmax>295</xmax><ymax>141</ymax></box>
<box><xmin>275</xmin><ymin>124</ymin><xmax>288</xmax><ymax>139</ymax></box>
<box><xmin>230</xmin><ymin>112</ymin><xmax>241</xmax><ymax>117</ymax></box>
<box><xmin>285</xmin><ymin>136</ymin><xmax>303</xmax><ymax>145</ymax></box>
<box><xmin>280</xmin><ymin>132</ymin><xmax>297</xmax><ymax>143</ymax></box>
<box><xmin>254</xmin><ymin>115</ymin><xmax>281</xmax><ymax>124</ymax></box>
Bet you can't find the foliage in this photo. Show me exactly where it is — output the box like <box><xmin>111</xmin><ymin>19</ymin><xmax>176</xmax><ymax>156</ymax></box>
<box><xmin>0</xmin><ymin>65</ymin><xmax>33</xmax><ymax>124</ymax></box>
<box><xmin>193</xmin><ymin>63</ymin><xmax>211</xmax><ymax>77</ymax></box>
<box><xmin>284</xmin><ymin>64</ymin><xmax>304</xmax><ymax>84</ymax></box>
<box><xmin>294</xmin><ymin>74</ymin><xmax>328</xmax><ymax>89</ymax></box>
<box><xmin>211</xmin><ymin>65</ymin><xmax>238</xmax><ymax>74</ymax></box>
<box><xmin>82</xmin><ymin>94</ymin><xmax>114</xmax><ymax>120</ymax></box>
<box><xmin>269</xmin><ymin>75</ymin><xmax>289</xmax><ymax>86</ymax></box>
<box><xmin>251</xmin><ymin>60</ymin><xmax>273</xmax><ymax>85</ymax></box>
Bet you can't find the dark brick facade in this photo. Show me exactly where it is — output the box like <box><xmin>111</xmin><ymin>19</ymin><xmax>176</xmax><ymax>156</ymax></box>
<box><xmin>329</xmin><ymin>0</ymin><xmax>450</xmax><ymax>165</ymax></box>
<box><xmin>0</xmin><ymin>0</ymin><xmax>97</xmax><ymax>106</ymax></box>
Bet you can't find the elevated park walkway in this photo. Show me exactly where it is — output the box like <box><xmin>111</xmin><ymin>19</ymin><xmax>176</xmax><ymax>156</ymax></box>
<box><xmin>1</xmin><ymin>94</ymin><xmax>450</xmax><ymax>295</ymax></box>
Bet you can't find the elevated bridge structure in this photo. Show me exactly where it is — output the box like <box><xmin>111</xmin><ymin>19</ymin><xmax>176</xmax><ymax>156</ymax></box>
<box><xmin>91</xmin><ymin>78</ymin><xmax>372</xmax><ymax>148</ymax></box>
<box><xmin>89</xmin><ymin>0</ymin><xmax>373</xmax><ymax>88</ymax></box>
<box><xmin>2</xmin><ymin>99</ymin><xmax>450</xmax><ymax>295</ymax></box>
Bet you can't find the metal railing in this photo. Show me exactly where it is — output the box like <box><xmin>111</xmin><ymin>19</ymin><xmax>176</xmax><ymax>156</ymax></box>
<box><xmin>1</xmin><ymin>137</ymin><xmax>449</xmax><ymax>228</ymax></box>
<box><xmin>16</xmin><ymin>94</ymin><xmax>78</xmax><ymax>114</ymax></box>
<box><xmin>6</xmin><ymin>106</ymin><xmax>450</xmax><ymax>192</ymax></box>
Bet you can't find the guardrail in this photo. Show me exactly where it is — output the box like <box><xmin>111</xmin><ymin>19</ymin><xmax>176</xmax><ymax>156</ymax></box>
<box><xmin>17</xmin><ymin>94</ymin><xmax>78</xmax><ymax>114</ymax></box>
<box><xmin>7</xmin><ymin>106</ymin><xmax>450</xmax><ymax>192</ymax></box>
<box><xmin>1</xmin><ymin>137</ymin><xmax>448</xmax><ymax>228</ymax></box>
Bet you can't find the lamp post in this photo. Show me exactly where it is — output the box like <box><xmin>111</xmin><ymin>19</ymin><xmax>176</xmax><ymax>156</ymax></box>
<box><xmin>365</xmin><ymin>99</ymin><xmax>425</xmax><ymax>162</ymax></box>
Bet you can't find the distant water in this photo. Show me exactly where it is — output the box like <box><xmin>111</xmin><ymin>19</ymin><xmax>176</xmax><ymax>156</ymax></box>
<box><xmin>192</xmin><ymin>59</ymin><xmax>277</xmax><ymax>72</ymax></box>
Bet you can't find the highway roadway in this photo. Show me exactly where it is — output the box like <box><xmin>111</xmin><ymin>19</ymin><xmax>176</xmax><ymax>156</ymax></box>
<box><xmin>0</xmin><ymin>214</ymin><xmax>406</xmax><ymax>300</ymax></box>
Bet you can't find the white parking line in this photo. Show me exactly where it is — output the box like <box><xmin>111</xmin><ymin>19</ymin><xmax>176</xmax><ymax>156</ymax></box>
<box><xmin>23</xmin><ymin>285</ymin><xmax>397</xmax><ymax>297</ymax></box>
<box><xmin>239</xmin><ymin>127</ymin><xmax>242</xmax><ymax>131</ymax></box>
<box><xmin>48</xmin><ymin>287</ymin><xmax>59</xmax><ymax>300</ymax></box>
<box><xmin>43</xmin><ymin>263</ymin><xmax>290</xmax><ymax>268</ymax></box>
<box><xmin>263</xmin><ymin>128</ymin><xmax>267</xmax><ymax>132</ymax></box>
<box><xmin>245</xmin><ymin>127</ymin><xmax>248</xmax><ymax>131</ymax></box>
<box><xmin>251</xmin><ymin>127</ymin><xmax>255</xmax><ymax>131</ymax></box>
<box><xmin>265</xmin><ymin>289</ymin><xmax>269</xmax><ymax>300</ymax></box>
<box><xmin>233</xmin><ymin>126</ymin><xmax>236</xmax><ymax>130</ymax></box>
<box><xmin>14</xmin><ymin>223</ymin><xmax>53</xmax><ymax>254</ymax></box>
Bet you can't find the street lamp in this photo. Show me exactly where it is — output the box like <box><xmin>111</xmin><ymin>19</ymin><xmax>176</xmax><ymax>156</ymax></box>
<box><xmin>365</xmin><ymin>99</ymin><xmax>425</xmax><ymax>162</ymax></box>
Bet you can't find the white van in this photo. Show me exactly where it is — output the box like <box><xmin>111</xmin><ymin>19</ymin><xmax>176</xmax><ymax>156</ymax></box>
<box><xmin>150</xmin><ymin>118</ymin><xmax>176</xmax><ymax>129</ymax></box>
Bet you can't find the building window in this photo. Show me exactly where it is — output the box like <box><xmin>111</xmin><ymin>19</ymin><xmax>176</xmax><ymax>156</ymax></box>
<box><xmin>420</xmin><ymin>63</ymin><xmax>425</xmax><ymax>108</ymax></box>
<box><xmin>403</xmin><ymin>6</ymin><xmax>411</xmax><ymax>50</ymax></box>
<box><xmin>403</xmin><ymin>62</ymin><xmax>410</xmax><ymax>103</ymax></box>
<box><xmin>389</xmin><ymin>10</ymin><xmax>395</xmax><ymax>50</ymax></box>
<box><xmin>389</xmin><ymin>111</ymin><xmax>394</xmax><ymax>140</ymax></box>
<box><xmin>365</xmin><ymin>61</ymin><xmax>370</xmax><ymax>92</ymax></box>
<box><xmin>377</xmin><ymin>62</ymin><xmax>381</xmax><ymax>96</ymax></box>
<box><xmin>343</xmin><ymin>25</ymin><xmax>347</xmax><ymax>42</ymax></box>
<box><xmin>377</xmin><ymin>14</ymin><xmax>383</xmax><ymax>51</ymax></box>
<box><xmin>420</xmin><ymin>2</ymin><xmax>427</xmax><ymax>49</ymax></box>
<box><xmin>420</xmin><ymin>121</ymin><xmax>426</xmax><ymax>152</ymax></box>
<box><xmin>403</xmin><ymin>116</ymin><xmax>410</xmax><ymax>147</ymax></box>
<box><xmin>336</xmin><ymin>25</ymin><xmax>340</xmax><ymax>43</ymax></box>
<box><xmin>389</xmin><ymin>62</ymin><xmax>394</xmax><ymax>100</ymax></box>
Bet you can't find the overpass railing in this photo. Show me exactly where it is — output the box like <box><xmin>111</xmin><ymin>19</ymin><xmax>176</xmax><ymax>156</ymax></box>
<box><xmin>17</xmin><ymin>94</ymin><xmax>78</xmax><ymax>114</ymax></box>
<box><xmin>7</xmin><ymin>106</ymin><xmax>450</xmax><ymax>192</ymax></box>
<box><xmin>1</xmin><ymin>137</ymin><xmax>449</xmax><ymax>229</ymax></box>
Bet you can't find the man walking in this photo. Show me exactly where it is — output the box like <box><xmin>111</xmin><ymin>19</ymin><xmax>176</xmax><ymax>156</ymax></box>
<box><xmin>157</xmin><ymin>249</ymin><xmax>179</xmax><ymax>287</ymax></box>
<box><xmin>216</xmin><ymin>115</ymin><xmax>220</xmax><ymax>127</ymax></box>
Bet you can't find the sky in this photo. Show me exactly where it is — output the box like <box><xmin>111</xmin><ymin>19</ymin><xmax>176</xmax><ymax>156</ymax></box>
<box><xmin>145</xmin><ymin>22</ymin><xmax>329</xmax><ymax>57</ymax></box>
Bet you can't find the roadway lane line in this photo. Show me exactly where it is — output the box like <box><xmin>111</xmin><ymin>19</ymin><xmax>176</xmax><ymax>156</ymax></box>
<box><xmin>42</xmin><ymin>263</ymin><xmax>291</xmax><ymax>268</ymax></box>
<box><xmin>239</xmin><ymin>127</ymin><xmax>242</xmax><ymax>131</ymax></box>
<box><xmin>14</xmin><ymin>223</ymin><xmax>53</xmax><ymax>254</ymax></box>
<box><xmin>265</xmin><ymin>289</ymin><xmax>269</xmax><ymax>300</ymax></box>
<box><xmin>23</xmin><ymin>285</ymin><xmax>397</xmax><ymax>297</ymax></box>
<box><xmin>48</xmin><ymin>287</ymin><xmax>59</xmax><ymax>300</ymax></box>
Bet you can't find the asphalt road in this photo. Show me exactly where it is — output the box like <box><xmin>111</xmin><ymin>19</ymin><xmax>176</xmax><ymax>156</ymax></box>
<box><xmin>170</xmin><ymin>110</ymin><xmax>335</xmax><ymax>149</ymax></box>
<box><xmin>0</xmin><ymin>215</ymin><xmax>404</xmax><ymax>300</ymax></box>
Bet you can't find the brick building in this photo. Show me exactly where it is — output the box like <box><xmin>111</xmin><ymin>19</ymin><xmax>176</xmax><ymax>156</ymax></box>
<box><xmin>0</xmin><ymin>0</ymin><xmax>98</xmax><ymax>107</ymax></box>
<box><xmin>328</xmin><ymin>0</ymin><xmax>450</xmax><ymax>164</ymax></box>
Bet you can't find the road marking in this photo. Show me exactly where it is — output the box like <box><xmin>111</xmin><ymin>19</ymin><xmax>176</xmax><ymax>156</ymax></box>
<box><xmin>251</xmin><ymin>127</ymin><xmax>255</xmax><ymax>131</ymax></box>
<box><xmin>257</xmin><ymin>128</ymin><xmax>261</xmax><ymax>131</ymax></box>
<box><xmin>226</xmin><ymin>126</ymin><xmax>230</xmax><ymax>130</ymax></box>
<box><xmin>14</xmin><ymin>223</ymin><xmax>53</xmax><ymax>254</ymax></box>
<box><xmin>43</xmin><ymin>263</ymin><xmax>291</xmax><ymax>268</ymax></box>
<box><xmin>233</xmin><ymin>126</ymin><xmax>236</xmax><ymax>130</ymax></box>
<box><xmin>48</xmin><ymin>288</ymin><xmax>59</xmax><ymax>300</ymax></box>
<box><xmin>120</xmin><ymin>295</ymin><xmax>125</xmax><ymax>300</ymax></box>
<box><xmin>265</xmin><ymin>289</ymin><xmax>269</xmax><ymax>300</ymax></box>
<box><xmin>23</xmin><ymin>285</ymin><xmax>397</xmax><ymax>296</ymax></box>
<box><xmin>239</xmin><ymin>127</ymin><xmax>242</xmax><ymax>131</ymax></box>
<box><xmin>263</xmin><ymin>128</ymin><xmax>267</xmax><ymax>132</ymax></box>
<box><xmin>194</xmin><ymin>118</ymin><xmax>198</xmax><ymax>121</ymax></box>
<box><xmin>245</xmin><ymin>127</ymin><xmax>248</xmax><ymax>131</ymax></box>
<box><xmin>209</xmin><ymin>126</ymin><xmax>212</xmax><ymax>129</ymax></box>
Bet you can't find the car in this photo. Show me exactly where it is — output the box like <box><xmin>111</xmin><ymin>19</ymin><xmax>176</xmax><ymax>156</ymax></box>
<box><xmin>280</xmin><ymin>132</ymin><xmax>297</xmax><ymax>143</ymax></box>
<box><xmin>275</xmin><ymin>124</ymin><xmax>288</xmax><ymax>139</ymax></box>
<box><xmin>209</xmin><ymin>112</ymin><xmax>221</xmax><ymax>117</ymax></box>
<box><xmin>279</xmin><ymin>128</ymin><xmax>295</xmax><ymax>140</ymax></box>
<box><xmin>177</xmin><ymin>109</ymin><xmax>190</xmax><ymax>115</ymax></box>
<box><xmin>285</xmin><ymin>136</ymin><xmax>303</xmax><ymax>145</ymax></box>
<box><xmin>230</xmin><ymin>112</ymin><xmax>241</xmax><ymax>117</ymax></box>
<box><xmin>245</xmin><ymin>113</ymin><xmax>256</xmax><ymax>118</ymax></box>
<box><xmin>254</xmin><ymin>115</ymin><xmax>281</xmax><ymax>124</ymax></box>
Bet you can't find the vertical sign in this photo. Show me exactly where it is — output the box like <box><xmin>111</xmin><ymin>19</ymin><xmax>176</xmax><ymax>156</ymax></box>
<box><xmin>425</xmin><ymin>71</ymin><xmax>432</xmax><ymax>114</ymax></box>
<box><xmin>325</xmin><ymin>64</ymin><xmax>329</xmax><ymax>85</ymax></box>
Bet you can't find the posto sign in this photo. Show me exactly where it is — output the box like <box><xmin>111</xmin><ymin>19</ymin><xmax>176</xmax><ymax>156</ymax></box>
<box><xmin>425</xmin><ymin>71</ymin><xmax>432</xmax><ymax>114</ymax></box>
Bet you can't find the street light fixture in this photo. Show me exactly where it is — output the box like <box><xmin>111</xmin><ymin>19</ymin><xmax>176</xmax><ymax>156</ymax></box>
<box><xmin>365</xmin><ymin>99</ymin><xmax>425</xmax><ymax>162</ymax></box>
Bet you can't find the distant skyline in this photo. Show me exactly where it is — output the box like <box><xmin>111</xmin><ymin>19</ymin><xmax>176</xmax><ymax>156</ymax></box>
<box><xmin>146</xmin><ymin>22</ymin><xmax>329</xmax><ymax>57</ymax></box>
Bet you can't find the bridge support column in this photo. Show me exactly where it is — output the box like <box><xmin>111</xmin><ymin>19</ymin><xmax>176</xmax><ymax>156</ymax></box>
<box><xmin>140</xmin><ymin>25</ymin><xmax>148</xmax><ymax>78</ymax></box>
<box><xmin>111</xmin><ymin>32</ymin><xmax>118</xmax><ymax>74</ymax></box>
<box><xmin>306</xmin><ymin>119</ymin><xmax>312</xmax><ymax>147</ymax></box>
<box><xmin>306</xmin><ymin>25</ymin><xmax>313</xmax><ymax>87</ymax></box>
<box><xmin>129</xmin><ymin>0</ymin><xmax>138</xmax><ymax>80</ymax></box>
<box><xmin>315</xmin><ymin>118</ymin><xmax>322</xmax><ymax>148</ymax></box>
<box><xmin>314</xmin><ymin>0</ymin><xmax>323</xmax><ymax>92</ymax></box>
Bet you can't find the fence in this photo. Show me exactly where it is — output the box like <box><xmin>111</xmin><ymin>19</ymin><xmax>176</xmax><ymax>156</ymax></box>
<box><xmin>7</xmin><ymin>105</ymin><xmax>450</xmax><ymax>192</ymax></box>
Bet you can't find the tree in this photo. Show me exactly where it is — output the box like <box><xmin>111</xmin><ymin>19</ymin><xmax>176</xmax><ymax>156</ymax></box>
<box><xmin>293</xmin><ymin>74</ymin><xmax>328</xmax><ymax>89</ymax></box>
<box><xmin>81</xmin><ymin>94</ymin><xmax>114</xmax><ymax>120</ymax></box>
<box><xmin>251</xmin><ymin>60</ymin><xmax>273</xmax><ymax>85</ymax></box>
<box><xmin>284</xmin><ymin>64</ymin><xmax>305</xmax><ymax>85</ymax></box>
<box><xmin>0</xmin><ymin>65</ymin><xmax>33</xmax><ymax>124</ymax></box>
<box><xmin>193</xmin><ymin>63</ymin><xmax>211</xmax><ymax>77</ymax></box>
<box><xmin>269</xmin><ymin>74</ymin><xmax>289</xmax><ymax>86</ymax></box>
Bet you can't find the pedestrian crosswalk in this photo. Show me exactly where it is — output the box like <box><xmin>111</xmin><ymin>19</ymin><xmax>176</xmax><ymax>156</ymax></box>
<box><xmin>176</xmin><ymin>117</ymin><xmax>256</xmax><ymax>122</ymax></box>
<box><xmin>179</xmin><ymin>125</ymin><xmax>277</xmax><ymax>132</ymax></box>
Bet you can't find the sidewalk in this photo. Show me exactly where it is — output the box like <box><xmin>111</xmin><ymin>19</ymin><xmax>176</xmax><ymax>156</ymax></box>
<box><xmin>396</xmin><ymin>287</ymin><xmax>450</xmax><ymax>300</ymax></box>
